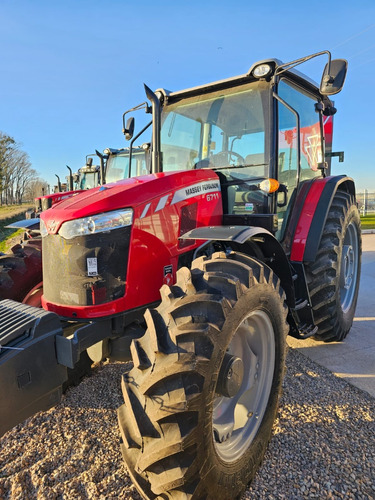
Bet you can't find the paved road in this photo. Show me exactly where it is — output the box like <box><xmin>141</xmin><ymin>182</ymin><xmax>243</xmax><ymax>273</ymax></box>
<box><xmin>288</xmin><ymin>232</ymin><xmax>375</xmax><ymax>397</ymax></box>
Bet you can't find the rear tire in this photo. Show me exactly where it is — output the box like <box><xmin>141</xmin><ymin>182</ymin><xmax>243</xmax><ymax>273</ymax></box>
<box><xmin>0</xmin><ymin>240</ymin><xmax>42</xmax><ymax>302</ymax></box>
<box><xmin>118</xmin><ymin>252</ymin><xmax>288</xmax><ymax>499</ymax></box>
<box><xmin>305</xmin><ymin>191</ymin><xmax>361</xmax><ymax>341</ymax></box>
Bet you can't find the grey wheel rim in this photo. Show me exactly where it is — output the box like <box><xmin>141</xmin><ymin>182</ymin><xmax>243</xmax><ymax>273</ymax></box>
<box><xmin>212</xmin><ymin>310</ymin><xmax>275</xmax><ymax>462</ymax></box>
<box><xmin>340</xmin><ymin>221</ymin><xmax>359</xmax><ymax>314</ymax></box>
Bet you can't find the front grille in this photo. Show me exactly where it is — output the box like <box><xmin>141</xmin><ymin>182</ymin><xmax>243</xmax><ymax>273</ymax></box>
<box><xmin>42</xmin><ymin>226</ymin><xmax>131</xmax><ymax>307</ymax></box>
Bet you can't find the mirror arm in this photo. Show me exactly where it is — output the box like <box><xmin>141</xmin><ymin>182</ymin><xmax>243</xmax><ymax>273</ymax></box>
<box><xmin>122</xmin><ymin>102</ymin><xmax>151</xmax><ymax>137</ymax></box>
<box><xmin>273</xmin><ymin>50</ymin><xmax>332</xmax><ymax>82</ymax></box>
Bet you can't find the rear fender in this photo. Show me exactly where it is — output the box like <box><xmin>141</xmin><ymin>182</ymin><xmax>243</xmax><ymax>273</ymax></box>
<box><xmin>289</xmin><ymin>175</ymin><xmax>356</xmax><ymax>263</ymax></box>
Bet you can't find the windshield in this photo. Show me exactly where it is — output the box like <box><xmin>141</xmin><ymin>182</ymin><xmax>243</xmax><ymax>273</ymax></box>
<box><xmin>160</xmin><ymin>81</ymin><xmax>270</xmax><ymax>174</ymax></box>
<box><xmin>160</xmin><ymin>81</ymin><xmax>271</xmax><ymax>215</ymax></box>
<box><xmin>79</xmin><ymin>172</ymin><xmax>98</xmax><ymax>190</ymax></box>
<box><xmin>106</xmin><ymin>149</ymin><xmax>148</xmax><ymax>184</ymax></box>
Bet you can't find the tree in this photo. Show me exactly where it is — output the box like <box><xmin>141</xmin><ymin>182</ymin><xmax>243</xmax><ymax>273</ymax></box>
<box><xmin>25</xmin><ymin>178</ymin><xmax>49</xmax><ymax>202</ymax></box>
<box><xmin>0</xmin><ymin>132</ymin><xmax>16</xmax><ymax>205</ymax></box>
<box><xmin>0</xmin><ymin>131</ymin><xmax>46</xmax><ymax>205</ymax></box>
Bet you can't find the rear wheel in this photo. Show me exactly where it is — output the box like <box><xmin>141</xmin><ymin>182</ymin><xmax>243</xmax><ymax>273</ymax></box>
<box><xmin>0</xmin><ymin>240</ymin><xmax>42</xmax><ymax>302</ymax></box>
<box><xmin>306</xmin><ymin>191</ymin><xmax>361</xmax><ymax>342</ymax></box>
<box><xmin>118</xmin><ymin>251</ymin><xmax>288</xmax><ymax>499</ymax></box>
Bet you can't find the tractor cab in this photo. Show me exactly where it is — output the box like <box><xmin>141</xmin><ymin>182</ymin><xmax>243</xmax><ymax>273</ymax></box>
<box><xmin>75</xmin><ymin>156</ymin><xmax>101</xmax><ymax>190</ymax></box>
<box><xmin>104</xmin><ymin>146</ymin><xmax>149</xmax><ymax>183</ymax></box>
<box><xmin>126</xmin><ymin>52</ymin><xmax>346</xmax><ymax>247</ymax></box>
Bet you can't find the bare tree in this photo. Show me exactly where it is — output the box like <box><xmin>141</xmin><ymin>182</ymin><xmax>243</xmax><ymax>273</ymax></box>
<box><xmin>0</xmin><ymin>132</ymin><xmax>16</xmax><ymax>205</ymax></box>
<box><xmin>0</xmin><ymin>131</ymin><xmax>46</xmax><ymax>205</ymax></box>
<box><xmin>25</xmin><ymin>178</ymin><xmax>49</xmax><ymax>202</ymax></box>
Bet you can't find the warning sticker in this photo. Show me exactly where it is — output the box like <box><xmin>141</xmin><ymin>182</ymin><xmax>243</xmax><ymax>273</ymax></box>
<box><xmin>163</xmin><ymin>264</ymin><xmax>173</xmax><ymax>285</ymax></box>
<box><xmin>87</xmin><ymin>257</ymin><xmax>98</xmax><ymax>276</ymax></box>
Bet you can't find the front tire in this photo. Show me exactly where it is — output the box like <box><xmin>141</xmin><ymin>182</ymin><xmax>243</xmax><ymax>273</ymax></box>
<box><xmin>118</xmin><ymin>252</ymin><xmax>288</xmax><ymax>499</ymax></box>
<box><xmin>305</xmin><ymin>191</ymin><xmax>361</xmax><ymax>342</ymax></box>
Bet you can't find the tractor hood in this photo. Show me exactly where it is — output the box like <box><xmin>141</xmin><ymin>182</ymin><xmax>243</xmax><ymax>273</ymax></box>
<box><xmin>40</xmin><ymin>169</ymin><xmax>220</xmax><ymax>235</ymax></box>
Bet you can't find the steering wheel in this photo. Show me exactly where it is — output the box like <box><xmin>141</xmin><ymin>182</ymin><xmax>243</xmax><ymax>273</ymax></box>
<box><xmin>210</xmin><ymin>150</ymin><xmax>245</xmax><ymax>167</ymax></box>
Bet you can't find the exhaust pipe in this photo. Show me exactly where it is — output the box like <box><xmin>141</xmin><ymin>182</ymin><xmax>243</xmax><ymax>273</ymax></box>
<box><xmin>66</xmin><ymin>165</ymin><xmax>73</xmax><ymax>191</ymax></box>
<box><xmin>55</xmin><ymin>174</ymin><xmax>62</xmax><ymax>192</ymax></box>
<box><xmin>144</xmin><ymin>84</ymin><xmax>161</xmax><ymax>174</ymax></box>
<box><xmin>95</xmin><ymin>150</ymin><xmax>106</xmax><ymax>185</ymax></box>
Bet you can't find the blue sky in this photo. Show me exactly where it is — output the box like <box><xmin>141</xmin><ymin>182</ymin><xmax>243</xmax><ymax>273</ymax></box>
<box><xmin>1</xmin><ymin>0</ymin><xmax>374</xmax><ymax>191</ymax></box>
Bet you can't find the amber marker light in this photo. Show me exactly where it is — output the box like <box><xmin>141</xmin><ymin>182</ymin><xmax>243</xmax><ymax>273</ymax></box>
<box><xmin>259</xmin><ymin>178</ymin><xmax>280</xmax><ymax>193</ymax></box>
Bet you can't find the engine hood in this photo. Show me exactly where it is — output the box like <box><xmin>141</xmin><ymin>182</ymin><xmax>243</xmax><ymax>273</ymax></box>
<box><xmin>41</xmin><ymin>169</ymin><xmax>219</xmax><ymax>235</ymax></box>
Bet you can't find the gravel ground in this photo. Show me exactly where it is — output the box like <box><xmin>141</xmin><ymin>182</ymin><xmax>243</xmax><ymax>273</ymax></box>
<box><xmin>0</xmin><ymin>348</ymin><xmax>374</xmax><ymax>499</ymax></box>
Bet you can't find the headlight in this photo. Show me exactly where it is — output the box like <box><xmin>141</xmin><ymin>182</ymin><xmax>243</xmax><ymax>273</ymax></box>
<box><xmin>58</xmin><ymin>208</ymin><xmax>133</xmax><ymax>240</ymax></box>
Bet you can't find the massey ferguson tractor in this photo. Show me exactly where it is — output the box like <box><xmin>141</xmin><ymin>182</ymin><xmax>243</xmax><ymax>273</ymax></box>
<box><xmin>0</xmin><ymin>51</ymin><xmax>361</xmax><ymax>499</ymax></box>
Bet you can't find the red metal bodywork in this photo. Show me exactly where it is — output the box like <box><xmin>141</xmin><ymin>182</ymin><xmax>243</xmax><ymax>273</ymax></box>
<box><xmin>290</xmin><ymin>176</ymin><xmax>332</xmax><ymax>262</ymax></box>
<box><xmin>35</xmin><ymin>189</ymin><xmax>85</xmax><ymax>209</ymax></box>
<box><xmin>41</xmin><ymin>170</ymin><xmax>222</xmax><ymax>319</ymax></box>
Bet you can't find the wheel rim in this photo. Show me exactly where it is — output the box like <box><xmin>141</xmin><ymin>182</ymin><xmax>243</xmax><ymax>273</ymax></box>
<box><xmin>212</xmin><ymin>310</ymin><xmax>275</xmax><ymax>462</ymax></box>
<box><xmin>340</xmin><ymin>221</ymin><xmax>359</xmax><ymax>314</ymax></box>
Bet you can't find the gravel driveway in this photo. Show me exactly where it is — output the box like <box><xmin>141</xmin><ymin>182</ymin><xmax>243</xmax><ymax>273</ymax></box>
<box><xmin>1</xmin><ymin>348</ymin><xmax>374</xmax><ymax>499</ymax></box>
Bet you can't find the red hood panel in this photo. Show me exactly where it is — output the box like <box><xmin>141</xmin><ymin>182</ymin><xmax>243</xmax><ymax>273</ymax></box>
<box><xmin>41</xmin><ymin>170</ymin><xmax>220</xmax><ymax>234</ymax></box>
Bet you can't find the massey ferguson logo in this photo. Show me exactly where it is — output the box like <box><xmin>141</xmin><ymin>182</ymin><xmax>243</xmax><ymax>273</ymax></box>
<box><xmin>47</xmin><ymin>220</ymin><xmax>57</xmax><ymax>232</ymax></box>
<box><xmin>171</xmin><ymin>180</ymin><xmax>221</xmax><ymax>205</ymax></box>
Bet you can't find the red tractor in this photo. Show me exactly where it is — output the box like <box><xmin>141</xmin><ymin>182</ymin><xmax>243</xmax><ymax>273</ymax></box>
<box><xmin>0</xmin><ymin>147</ymin><xmax>148</xmax><ymax>307</ymax></box>
<box><xmin>0</xmin><ymin>51</ymin><xmax>361</xmax><ymax>499</ymax></box>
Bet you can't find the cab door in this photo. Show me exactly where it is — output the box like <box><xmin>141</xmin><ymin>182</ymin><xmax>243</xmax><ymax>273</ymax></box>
<box><xmin>275</xmin><ymin>79</ymin><xmax>324</xmax><ymax>241</ymax></box>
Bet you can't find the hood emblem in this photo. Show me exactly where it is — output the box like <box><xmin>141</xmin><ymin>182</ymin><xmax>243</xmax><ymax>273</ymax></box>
<box><xmin>47</xmin><ymin>220</ymin><xmax>57</xmax><ymax>232</ymax></box>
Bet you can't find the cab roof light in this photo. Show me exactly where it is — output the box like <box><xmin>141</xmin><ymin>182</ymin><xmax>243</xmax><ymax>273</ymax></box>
<box><xmin>253</xmin><ymin>64</ymin><xmax>272</xmax><ymax>78</ymax></box>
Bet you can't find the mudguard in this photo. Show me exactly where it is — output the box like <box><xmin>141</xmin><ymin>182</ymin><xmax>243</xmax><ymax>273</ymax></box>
<box><xmin>5</xmin><ymin>218</ymin><xmax>40</xmax><ymax>231</ymax></box>
<box><xmin>0</xmin><ymin>300</ymin><xmax>67</xmax><ymax>437</ymax></box>
<box><xmin>180</xmin><ymin>225</ymin><xmax>295</xmax><ymax>307</ymax></box>
<box><xmin>288</xmin><ymin>175</ymin><xmax>356</xmax><ymax>262</ymax></box>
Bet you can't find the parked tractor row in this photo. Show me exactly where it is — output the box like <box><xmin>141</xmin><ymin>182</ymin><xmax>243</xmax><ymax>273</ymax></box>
<box><xmin>0</xmin><ymin>51</ymin><xmax>361</xmax><ymax>499</ymax></box>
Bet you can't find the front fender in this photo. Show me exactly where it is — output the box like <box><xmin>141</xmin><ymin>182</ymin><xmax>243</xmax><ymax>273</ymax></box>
<box><xmin>180</xmin><ymin>225</ymin><xmax>295</xmax><ymax>308</ymax></box>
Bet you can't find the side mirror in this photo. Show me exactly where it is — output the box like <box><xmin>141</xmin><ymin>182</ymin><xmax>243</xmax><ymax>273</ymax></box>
<box><xmin>124</xmin><ymin>117</ymin><xmax>135</xmax><ymax>141</ymax></box>
<box><xmin>320</xmin><ymin>59</ymin><xmax>348</xmax><ymax>95</ymax></box>
<box><xmin>86</xmin><ymin>157</ymin><xmax>93</xmax><ymax>167</ymax></box>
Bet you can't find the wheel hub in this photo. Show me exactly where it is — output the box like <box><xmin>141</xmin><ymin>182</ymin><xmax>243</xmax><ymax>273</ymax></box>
<box><xmin>216</xmin><ymin>353</ymin><xmax>244</xmax><ymax>398</ymax></box>
<box><xmin>341</xmin><ymin>244</ymin><xmax>354</xmax><ymax>289</ymax></box>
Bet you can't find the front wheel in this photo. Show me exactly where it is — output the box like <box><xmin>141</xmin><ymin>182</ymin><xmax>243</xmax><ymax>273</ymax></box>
<box><xmin>118</xmin><ymin>252</ymin><xmax>288</xmax><ymax>499</ymax></box>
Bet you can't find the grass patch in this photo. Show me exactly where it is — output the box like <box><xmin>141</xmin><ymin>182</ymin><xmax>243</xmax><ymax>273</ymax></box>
<box><xmin>0</xmin><ymin>215</ymin><xmax>25</xmax><ymax>242</ymax></box>
<box><xmin>0</xmin><ymin>229</ymin><xmax>23</xmax><ymax>253</ymax></box>
<box><xmin>360</xmin><ymin>214</ymin><xmax>375</xmax><ymax>230</ymax></box>
<box><xmin>0</xmin><ymin>206</ymin><xmax>31</xmax><ymax>246</ymax></box>
<box><xmin>0</xmin><ymin>205</ymin><xmax>30</xmax><ymax>220</ymax></box>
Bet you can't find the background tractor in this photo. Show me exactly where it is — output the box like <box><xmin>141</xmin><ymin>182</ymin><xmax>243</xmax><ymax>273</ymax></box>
<box><xmin>0</xmin><ymin>147</ymin><xmax>148</xmax><ymax>306</ymax></box>
<box><xmin>0</xmin><ymin>51</ymin><xmax>361</xmax><ymax>499</ymax></box>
